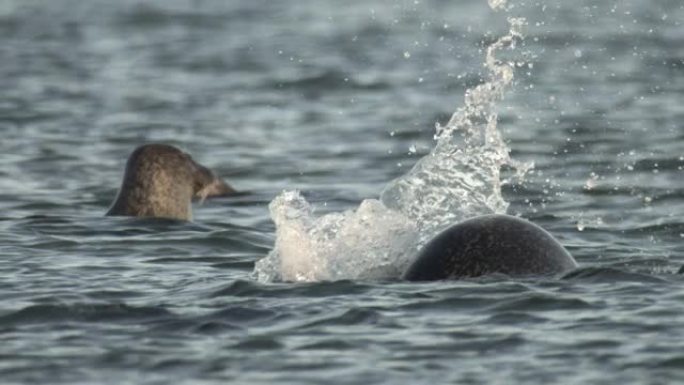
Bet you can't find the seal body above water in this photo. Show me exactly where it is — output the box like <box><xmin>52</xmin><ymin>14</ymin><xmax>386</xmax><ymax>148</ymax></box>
<box><xmin>403</xmin><ymin>214</ymin><xmax>578</xmax><ymax>281</ymax></box>
<box><xmin>106</xmin><ymin>144</ymin><xmax>236</xmax><ymax>221</ymax></box>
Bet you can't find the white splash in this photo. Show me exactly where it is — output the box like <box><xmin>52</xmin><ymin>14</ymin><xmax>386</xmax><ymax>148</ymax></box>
<box><xmin>488</xmin><ymin>0</ymin><xmax>509</xmax><ymax>11</ymax></box>
<box><xmin>254</xmin><ymin>2</ymin><xmax>530</xmax><ymax>282</ymax></box>
<box><xmin>381</xmin><ymin>15</ymin><xmax>530</xmax><ymax>246</ymax></box>
<box><xmin>254</xmin><ymin>191</ymin><xmax>418</xmax><ymax>282</ymax></box>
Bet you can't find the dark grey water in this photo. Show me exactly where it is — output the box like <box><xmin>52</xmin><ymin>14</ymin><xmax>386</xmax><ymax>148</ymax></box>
<box><xmin>1</xmin><ymin>0</ymin><xmax>684</xmax><ymax>383</ymax></box>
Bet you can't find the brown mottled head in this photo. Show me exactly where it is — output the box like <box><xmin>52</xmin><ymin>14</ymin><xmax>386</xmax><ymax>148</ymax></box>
<box><xmin>106</xmin><ymin>144</ymin><xmax>236</xmax><ymax>221</ymax></box>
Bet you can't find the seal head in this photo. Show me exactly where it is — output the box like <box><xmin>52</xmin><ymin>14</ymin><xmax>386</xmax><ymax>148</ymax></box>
<box><xmin>403</xmin><ymin>214</ymin><xmax>578</xmax><ymax>281</ymax></box>
<box><xmin>106</xmin><ymin>144</ymin><xmax>236</xmax><ymax>221</ymax></box>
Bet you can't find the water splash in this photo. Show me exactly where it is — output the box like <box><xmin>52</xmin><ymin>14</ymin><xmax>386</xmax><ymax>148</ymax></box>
<box><xmin>254</xmin><ymin>2</ymin><xmax>530</xmax><ymax>282</ymax></box>
<box><xmin>255</xmin><ymin>192</ymin><xmax>418</xmax><ymax>282</ymax></box>
<box><xmin>381</xmin><ymin>15</ymin><xmax>530</xmax><ymax>245</ymax></box>
<box><xmin>488</xmin><ymin>0</ymin><xmax>509</xmax><ymax>11</ymax></box>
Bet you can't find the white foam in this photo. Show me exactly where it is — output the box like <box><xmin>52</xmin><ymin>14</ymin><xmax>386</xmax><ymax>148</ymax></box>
<box><xmin>254</xmin><ymin>2</ymin><xmax>530</xmax><ymax>282</ymax></box>
<box><xmin>254</xmin><ymin>191</ymin><xmax>418</xmax><ymax>282</ymax></box>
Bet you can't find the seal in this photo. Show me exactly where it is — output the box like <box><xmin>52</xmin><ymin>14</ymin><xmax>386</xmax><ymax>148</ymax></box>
<box><xmin>106</xmin><ymin>144</ymin><xmax>237</xmax><ymax>221</ymax></box>
<box><xmin>403</xmin><ymin>214</ymin><xmax>578</xmax><ymax>281</ymax></box>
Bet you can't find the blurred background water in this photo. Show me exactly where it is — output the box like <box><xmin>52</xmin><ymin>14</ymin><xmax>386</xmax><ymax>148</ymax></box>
<box><xmin>1</xmin><ymin>0</ymin><xmax>683</xmax><ymax>383</ymax></box>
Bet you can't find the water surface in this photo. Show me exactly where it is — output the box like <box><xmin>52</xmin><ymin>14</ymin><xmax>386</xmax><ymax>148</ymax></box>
<box><xmin>1</xmin><ymin>0</ymin><xmax>684</xmax><ymax>383</ymax></box>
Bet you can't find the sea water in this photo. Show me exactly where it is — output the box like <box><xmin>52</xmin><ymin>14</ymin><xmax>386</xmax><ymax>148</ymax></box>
<box><xmin>1</xmin><ymin>0</ymin><xmax>683</xmax><ymax>384</ymax></box>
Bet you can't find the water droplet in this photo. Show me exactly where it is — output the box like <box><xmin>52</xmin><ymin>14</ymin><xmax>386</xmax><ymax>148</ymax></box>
<box><xmin>584</xmin><ymin>172</ymin><xmax>599</xmax><ymax>190</ymax></box>
<box><xmin>403</xmin><ymin>51</ymin><xmax>411</xmax><ymax>59</ymax></box>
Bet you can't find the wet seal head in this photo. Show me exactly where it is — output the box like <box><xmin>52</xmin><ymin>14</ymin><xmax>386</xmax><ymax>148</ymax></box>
<box><xmin>106</xmin><ymin>144</ymin><xmax>236</xmax><ymax>221</ymax></box>
<box><xmin>403</xmin><ymin>214</ymin><xmax>578</xmax><ymax>281</ymax></box>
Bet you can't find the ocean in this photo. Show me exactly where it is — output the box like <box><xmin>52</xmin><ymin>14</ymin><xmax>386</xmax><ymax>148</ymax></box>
<box><xmin>1</xmin><ymin>0</ymin><xmax>683</xmax><ymax>383</ymax></box>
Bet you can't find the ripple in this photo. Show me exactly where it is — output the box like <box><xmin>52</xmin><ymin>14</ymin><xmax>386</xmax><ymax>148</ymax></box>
<box><xmin>298</xmin><ymin>308</ymin><xmax>383</xmax><ymax>328</ymax></box>
<box><xmin>562</xmin><ymin>267</ymin><xmax>671</xmax><ymax>284</ymax></box>
<box><xmin>0</xmin><ymin>303</ymin><xmax>173</xmax><ymax>325</ymax></box>
<box><xmin>488</xmin><ymin>293</ymin><xmax>594</xmax><ymax>312</ymax></box>
<box><xmin>266</xmin><ymin>70</ymin><xmax>389</xmax><ymax>92</ymax></box>
<box><xmin>210</xmin><ymin>280</ymin><xmax>375</xmax><ymax>298</ymax></box>
<box><xmin>206</xmin><ymin>306</ymin><xmax>279</xmax><ymax>325</ymax></box>
<box><xmin>231</xmin><ymin>336</ymin><xmax>284</xmax><ymax>350</ymax></box>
